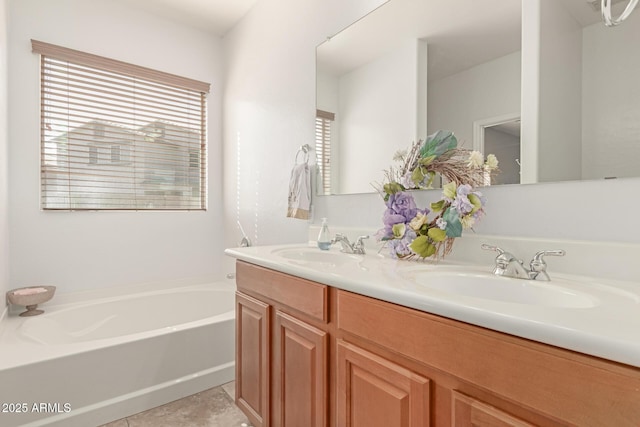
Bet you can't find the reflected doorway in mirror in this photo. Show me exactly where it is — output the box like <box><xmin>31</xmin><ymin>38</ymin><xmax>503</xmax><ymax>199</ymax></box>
<box><xmin>473</xmin><ymin>113</ymin><xmax>521</xmax><ymax>186</ymax></box>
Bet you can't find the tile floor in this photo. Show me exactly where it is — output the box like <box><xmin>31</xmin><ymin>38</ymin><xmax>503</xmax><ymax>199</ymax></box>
<box><xmin>99</xmin><ymin>381</ymin><xmax>251</xmax><ymax>427</ymax></box>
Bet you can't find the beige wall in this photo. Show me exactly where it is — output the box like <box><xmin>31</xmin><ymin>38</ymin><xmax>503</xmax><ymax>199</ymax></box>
<box><xmin>0</xmin><ymin>0</ymin><xmax>9</xmax><ymax>304</ymax></box>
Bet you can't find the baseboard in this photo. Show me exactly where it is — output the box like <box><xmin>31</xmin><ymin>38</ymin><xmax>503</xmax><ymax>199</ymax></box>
<box><xmin>23</xmin><ymin>362</ymin><xmax>235</xmax><ymax>427</ymax></box>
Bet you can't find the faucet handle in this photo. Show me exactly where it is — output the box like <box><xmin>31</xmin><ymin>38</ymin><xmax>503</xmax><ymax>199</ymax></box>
<box><xmin>331</xmin><ymin>233</ymin><xmax>347</xmax><ymax>244</ymax></box>
<box><xmin>354</xmin><ymin>235</ymin><xmax>369</xmax><ymax>246</ymax></box>
<box><xmin>531</xmin><ymin>249</ymin><xmax>566</xmax><ymax>261</ymax></box>
<box><xmin>530</xmin><ymin>250</ymin><xmax>565</xmax><ymax>272</ymax></box>
<box><xmin>353</xmin><ymin>235</ymin><xmax>369</xmax><ymax>254</ymax></box>
<box><xmin>481</xmin><ymin>244</ymin><xmax>505</xmax><ymax>254</ymax></box>
<box><xmin>481</xmin><ymin>244</ymin><xmax>523</xmax><ymax>273</ymax></box>
<box><xmin>529</xmin><ymin>250</ymin><xmax>565</xmax><ymax>281</ymax></box>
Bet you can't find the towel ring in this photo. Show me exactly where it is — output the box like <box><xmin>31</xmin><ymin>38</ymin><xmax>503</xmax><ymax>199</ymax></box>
<box><xmin>602</xmin><ymin>0</ymin><xmax>638</xmax><ymax>26</ymax></box>
<box><xmin>295</xmin><ymin>144</ymin><xmax>311</xmax><ymax>164</ymax></box>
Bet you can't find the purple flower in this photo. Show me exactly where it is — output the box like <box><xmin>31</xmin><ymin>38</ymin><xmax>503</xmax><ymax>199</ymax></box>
<box><xmin>375</xmin><ymin>209</ymin><xmax>402</xmax><ymax>240</ymax></box>
<box><xmin>472</xmin><ymin>204</ymin><xmax>486</xmax><ymax>220</ymax></box>
<box><xmin>451</xmin><ymin>184</ymin><xmax>481</xmax><ymax>215</ymax></box>
<box><xmin>387</xmin><ymin>229</ymin><xmax>417</xmax><ymax>258</ymax></box>
<box><xmin>457</xmin><ymin>184</ymin><xmax>472</xmax><ymax>197</ymax></box>
<box><xmin>377</xmin><ymin>193</ymin><xmax>425</xmax><ymax>242</ymax></box>
<box><xmin>400</xmin><ymin>172</ymin><xmax>414</xmax><ymax>189</ymax></box>
<box><xmin>382</xmin><ymin>209</ymin><xmax>406</xmax><ymax>228</ymax></box>
<box><xmin>452</xmin><ymin>196</ymin><xmax>473</xmax><ymax>215</ymax></box>
<box><xmin>387</xmin><ymin>191</ymin><xmax>419</xmax><ymax>223</ymax></box>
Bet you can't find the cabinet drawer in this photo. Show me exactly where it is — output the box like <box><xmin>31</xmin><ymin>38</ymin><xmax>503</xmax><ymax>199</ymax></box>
<box><xmin>236</xmin><ymin>261</ymin><xmax>328</xmax><ymax>323</ymax></box>
<box><xmin>452</xmin><ymin>391</ymin><xmax>534</xmax><ymax>427</ymax></box>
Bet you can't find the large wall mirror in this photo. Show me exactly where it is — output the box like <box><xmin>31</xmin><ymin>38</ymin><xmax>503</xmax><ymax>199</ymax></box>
<box><xmin>316</xmin><ymin>0</ymin><xmax>640</xmax><ymax>195</ymax></box>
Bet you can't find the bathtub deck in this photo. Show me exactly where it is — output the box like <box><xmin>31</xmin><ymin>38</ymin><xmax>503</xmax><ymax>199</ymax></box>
<box><xmin>99</xmin><ymin>382</ymin><xmax>250</xmax><ymax>427</ymax></box>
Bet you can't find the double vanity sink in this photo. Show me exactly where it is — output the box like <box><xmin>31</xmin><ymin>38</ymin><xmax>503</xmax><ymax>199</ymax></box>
<box><xmin>273</xmin><ymin>246</ymin><xmax>599</xmax><ymax>308</ymax></box>
<box><xmin>226</xmin><ymin>243</ymin><xmax>640</xmax><ymax>368</ymax></box>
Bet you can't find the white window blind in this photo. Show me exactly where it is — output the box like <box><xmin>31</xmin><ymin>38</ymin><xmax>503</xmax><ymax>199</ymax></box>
<box><xmin>315</xmin><ymin>109</ymin><xmax>334</xmax><ymax>195</ymax></box>
<box><xmin>32</xmin><ymin>40</ymin><xmax>210</xmax><ymax>211</ymax></box>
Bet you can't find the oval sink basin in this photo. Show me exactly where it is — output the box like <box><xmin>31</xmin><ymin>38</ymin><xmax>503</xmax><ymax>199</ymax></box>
<box><xmin>401</xmin><ymin>271</ymin><xmax>599</xmax><ymax>308</ymax></box>
<box><xmin>271</xmin><ymin>247</ymin><xmax>360</xmax><ymax>266</ymax></box>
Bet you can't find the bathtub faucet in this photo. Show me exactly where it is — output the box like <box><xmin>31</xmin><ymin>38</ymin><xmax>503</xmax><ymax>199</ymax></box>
<box><xmin>237</xmin><ymin>221</ymin><xmax>251</xmax><ymax>247</ymax></box>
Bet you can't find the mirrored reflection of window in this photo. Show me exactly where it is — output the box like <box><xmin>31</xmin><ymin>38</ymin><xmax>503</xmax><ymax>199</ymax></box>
<box><xmin>315</xmin><ymin>109</ymin><xmax>334</xmax><ymax>195</ymax></box>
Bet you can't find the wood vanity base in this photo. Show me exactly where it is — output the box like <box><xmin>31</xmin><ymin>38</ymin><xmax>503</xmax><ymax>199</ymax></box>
<box><xmin>235</xmin><ymin>260</ymin><xmax>640</xmax><ymax>427</ymax></box>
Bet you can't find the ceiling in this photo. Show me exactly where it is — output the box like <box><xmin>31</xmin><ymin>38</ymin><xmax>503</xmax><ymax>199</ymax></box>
<box><xmin>317</xmin><ymin>0</ymin><xmax>522</xmax><ymax>81</ymax></box>
<box><xmin>114</xmin><ymin>0</ymin><xmax>258</xmax><ymax>36</ymax></box>
<box><xmin>317</xmin><ymin>0</ymin><xmax>619</xmax><ymax>81</ymax></box>
<box><xmin>115</xmin><ymin>0</ymin><xmax>630</xmax><ymax>71</ymax></box>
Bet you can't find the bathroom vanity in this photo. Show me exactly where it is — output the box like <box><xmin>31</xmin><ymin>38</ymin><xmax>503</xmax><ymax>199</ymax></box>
<box><xmin>227</xmin><ymin>245</ymin><xmax>640</xmax><ymax>427</ymax></box>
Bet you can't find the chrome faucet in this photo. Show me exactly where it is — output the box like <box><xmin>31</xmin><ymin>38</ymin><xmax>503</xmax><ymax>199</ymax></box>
<box><xmin>332</xmin><ymin>233</ymin><xmax>369</xmax><ymax>254</ymax></box>
<box><xmin>481</xmin><ymin>244</ymin><xmax>565</xmax><ymax>281</ymax></box>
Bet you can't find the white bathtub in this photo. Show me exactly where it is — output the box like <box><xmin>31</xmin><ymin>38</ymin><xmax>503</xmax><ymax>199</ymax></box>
<box><xmin>0</xmin><ymin>279</ymin><xmax>236</xmax><ymax>427</ymax></box>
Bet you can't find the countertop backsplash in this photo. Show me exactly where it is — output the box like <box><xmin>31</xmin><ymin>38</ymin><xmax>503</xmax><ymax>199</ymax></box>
<box><xmin>308</xmin><ymin>225</ymin><xmax>640</xmax><ymax>284</ymax></box>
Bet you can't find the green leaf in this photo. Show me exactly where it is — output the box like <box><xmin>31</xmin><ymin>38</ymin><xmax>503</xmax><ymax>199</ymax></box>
<box><xmin>411</xmin><ymin>167</ymin><xmax>424</xmax><ymax>186</ymax></box>
<box><xmin>420</xmin><ymin>130</ymin><xmax>458</xmax><ymax>158</ymax></box>
<box><xmin>418</xmin><ymin>155</ymin><xmax>436</xmax><ymax>166</ymax></box>
<box><xmin>411</xmin><ymin>168</ymin><xmax>436</xmax><ymax>189</ymax></box>
<box><xmin>443</xmin><ymin>207</ymin><xmax>463</xmax><ymax>238</ymax></box>
<box><xmin>427</xmin><ymin>227</ymin><xmax>447</xmax><ymax>242</ymax></box>
<box><xmin>442</xmin><ymin>182</ymin><xmax>457</xmax><ymax>200</ymax></box>
<box><xmin>409</xmin><ymin>235</ymin><xmax>437</xmax><ymax>258</ymax></box>
<box><xmin>391</xmin><ymin>223</ymin><xmax>406</xmax><ymax>239</ymax></box>
<box><xmin>383</xmin><ymin>182</ymin><xmax>404</xmax><ymax>195</ymax></box>
<box><xmin>430</xmin><ymin>200</ymin><xmax>446</xmax><ymax>212</ymax></box>
<box><xmin>468</xmin><ymin>193</ymin><xmax>482</xmax><ymax>214</ymax></box>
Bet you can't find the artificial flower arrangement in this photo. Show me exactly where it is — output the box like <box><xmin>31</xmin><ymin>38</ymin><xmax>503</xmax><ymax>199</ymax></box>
<box><xmin>374</xmin><ymin>130</ymin><xmax>499</xmax><ymax>259</ymax></box>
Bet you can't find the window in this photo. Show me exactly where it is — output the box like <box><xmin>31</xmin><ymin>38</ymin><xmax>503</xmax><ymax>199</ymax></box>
<box><xmin>33</xmin><ymin>40</ymin><xmax>210</xmax><ymax>211</ymax></box>
<box><xmin>315</xmin><ymin>109</ymin><xmax>334</xmax><ymax>195</ymax></box>
<box><xmin>110</xmin><ymin>145</ymin><xmax>121</xmax><ymax>163</ymax></box>
<box><xmin>89</xmin><ymin>146</ymin><xmax>98</xmax><ymax>164</ymax></box>
<box><xmin>94</xmin><ymin>123</ymin><xmax>105</xmax><ymax>139</ymax></box>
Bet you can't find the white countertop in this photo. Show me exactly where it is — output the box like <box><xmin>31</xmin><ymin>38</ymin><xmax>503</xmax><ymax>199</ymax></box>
<box><xmin>226</xmin><ymin>243</ymin><xmax>640</xmax><ymax>368</ymax></box>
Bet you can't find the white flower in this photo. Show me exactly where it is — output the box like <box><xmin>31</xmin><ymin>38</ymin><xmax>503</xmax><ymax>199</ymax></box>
<box><xmin>436</xmin><ymin>217</ymin><xmax>447</xmax><ymax>230</ymax></box>
<box><xmin>485</xmin><ymin>154</ymin><xmax>499</xmax><ymax>170</ymax></box>
<box><xmin>393</xmin><ymin>149</ymin><xmax>407</xmax><ymax>162</ymax></box>
<box><xmin>409</xmin><ymin>212</ymin><xmax>429</xmax><ymax>231</ymax></box>
<box><xmin>467</xmin><ymin>151</ymin><xmax>484</xmax><ymax>168</ymax></box>
<box><xmin>460</xmin><ymin>215</ymin><xmax>476</xmax><ymax>229</ymax></box>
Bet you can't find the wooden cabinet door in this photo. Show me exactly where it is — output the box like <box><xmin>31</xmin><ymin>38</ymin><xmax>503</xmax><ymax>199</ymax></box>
<box><xmin>236</xmin><ymin>292</ymin><xmax>271</xmax><ymax>427</ymax></box>
<box><xmin>273</xmin><ymin>309</ymin><xmax>328</xmax><ymax>427</ymax></box>
<box><xmin>452</xmin><ymin>391</ymin><xmax>535</xmax><ymax>427</ymax></box>
<box><xmin>337</xmin><ymin>340</ymin><xmax>431</xmax><ymax>427</ymax></box>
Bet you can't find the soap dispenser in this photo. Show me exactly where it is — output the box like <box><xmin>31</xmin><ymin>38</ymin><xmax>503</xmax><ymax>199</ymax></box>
<box><xmin>317</xmin><ymin>218</ymin><xmax>331</xmax><ymax>250</ymax></box>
